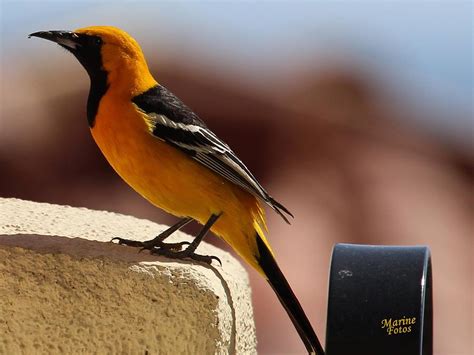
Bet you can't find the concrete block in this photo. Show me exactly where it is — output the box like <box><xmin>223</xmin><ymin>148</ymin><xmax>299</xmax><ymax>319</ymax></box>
<box><xmin>0</xmin><ymin>198</ymin><xmax>257</xmax><ymax>354</ymax></box>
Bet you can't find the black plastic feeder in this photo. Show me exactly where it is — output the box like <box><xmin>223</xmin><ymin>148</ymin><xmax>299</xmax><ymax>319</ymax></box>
<box><xmin>325</xmin><ymin>244</ymin><xmax>433</xmax><ymax>355</ymax></box>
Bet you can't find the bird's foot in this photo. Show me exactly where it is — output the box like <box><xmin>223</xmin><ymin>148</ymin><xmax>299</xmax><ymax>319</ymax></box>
<box><xmin>111</xmin><ymin>236</ymin><xmax>190</xmax><ymax>253</ymax></box>
<box><xmin>150</xmin><ymin>247</ymin><xmax>222</xmax><ymax>266</ymax></box>
<box><xmin>112</xmin><ymin>215</ymin><xmax>221</xmax><ymax>266</ymax></box>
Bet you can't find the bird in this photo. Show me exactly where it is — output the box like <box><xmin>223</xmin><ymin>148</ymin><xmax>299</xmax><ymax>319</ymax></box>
<box><xmin>29</xmin><ymin>26</ymin><xmax>324</xmax><ymax>354</ymax></box>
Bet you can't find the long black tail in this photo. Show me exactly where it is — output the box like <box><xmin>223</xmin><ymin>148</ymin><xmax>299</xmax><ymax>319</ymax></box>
<box><xmin>256</xmin><ymin>234</ymin><xmax>325</xmax><ymax>355</ymax></box>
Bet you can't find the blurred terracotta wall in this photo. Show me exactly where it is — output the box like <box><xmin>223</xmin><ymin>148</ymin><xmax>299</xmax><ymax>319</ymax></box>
<box><xmin>2</xmin><ymin>59</ymin><xmax>472</xmax><ymax>354</ymax></box>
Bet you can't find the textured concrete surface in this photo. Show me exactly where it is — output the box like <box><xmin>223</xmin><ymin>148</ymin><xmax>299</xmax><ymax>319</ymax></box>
<box><xmin>0</xmin><ymin>198</ymin><xmax>257</xmax><ymax>354</ymax></box>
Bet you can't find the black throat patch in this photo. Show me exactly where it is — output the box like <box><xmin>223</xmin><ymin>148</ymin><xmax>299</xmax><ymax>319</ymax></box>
<box><xmin>69</xmin><ymin>35</ymin><xmax>109</xmax><ymax>128</ymax></box>
<box><xmin>87</xmin><ymin>67</ymin><xmax>108</xmax><ymax>127</ymax></box>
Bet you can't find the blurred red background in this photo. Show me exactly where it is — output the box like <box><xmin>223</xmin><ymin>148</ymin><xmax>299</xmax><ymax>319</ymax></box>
<box><xmin>1</xmin><ymin>2</ymin><xmax>472</xmax><ymax>354</ymax></box>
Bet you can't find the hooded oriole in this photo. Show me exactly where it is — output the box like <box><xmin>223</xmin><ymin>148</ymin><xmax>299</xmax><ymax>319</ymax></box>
<box><xmin>29</xmin><ymin>26</ymin><xmax>324</xmax><ymax>354</ymax></box>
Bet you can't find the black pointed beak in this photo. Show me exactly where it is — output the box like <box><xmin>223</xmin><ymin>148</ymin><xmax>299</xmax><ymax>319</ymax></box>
<box><xmin>29</xmin><ymin>30</ymin><xmax>80</xmax><ymax>50</ymax></box>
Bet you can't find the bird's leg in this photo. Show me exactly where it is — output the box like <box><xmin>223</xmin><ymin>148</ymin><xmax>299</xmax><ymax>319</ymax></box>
<box><xmin>150</xmin><ymin>213</ymin><xmax>222</xmax><ymax>265</ymax></box>
<box><xmin>112</xmin><ymin>217</ymin><xmax>193</xmax><ymax>251</ymax></box>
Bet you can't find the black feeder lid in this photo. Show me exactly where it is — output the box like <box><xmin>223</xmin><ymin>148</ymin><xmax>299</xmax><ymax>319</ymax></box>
<box><xmin>325</xmin><ymin>243</ymin><xmax>433</xmax><ymax>355</ymax></box>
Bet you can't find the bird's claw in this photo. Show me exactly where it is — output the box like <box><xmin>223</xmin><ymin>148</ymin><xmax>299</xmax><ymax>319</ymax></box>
<box><xmin>186</xmin><ymin>253</ymin><xmax>222</xmax><ymax>266</ymax></box>
<box><xmin>112</xmin><ymin>236</ymin><xmax>220</xmax><ymax>266</ymax></box>
<box><xmin>137</xmin><ymin>241</ymin><xmax>191</xmax><ymax>254</ymax></box>
<box><xmin>150</xmin><ymin>248</ymin><xmax>221</xmax><ymax>266</ymax></box>
<box><xmin>112</xmin><ymin>236</ymin><xmax>194</xmax><ymax>255</ymax></box>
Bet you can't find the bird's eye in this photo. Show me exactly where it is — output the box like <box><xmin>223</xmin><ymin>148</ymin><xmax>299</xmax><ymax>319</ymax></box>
<box><xmin>93</xmin><ymin>37</ymin><xmax>102</xmax><ymax>46</ymax></box>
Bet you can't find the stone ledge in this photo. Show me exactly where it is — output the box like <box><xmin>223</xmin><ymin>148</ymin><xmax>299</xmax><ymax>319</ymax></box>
<box><xmin>0</xmin><ymin>198</ymin><xmax>256</xmax><ymax>354</ymax></box>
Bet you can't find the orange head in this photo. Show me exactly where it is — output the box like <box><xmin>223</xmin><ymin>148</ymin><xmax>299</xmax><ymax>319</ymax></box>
<box><xmin>29</xmin><ymin>26</ymin><xmax>157</xmax><ymax>97</ymax></box>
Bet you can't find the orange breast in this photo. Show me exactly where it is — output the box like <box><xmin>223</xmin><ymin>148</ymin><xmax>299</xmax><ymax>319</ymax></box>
<box><xmin>93</xmin><ymin>94</ymin><xmax>259</xmax><ymax>218</ymax></box>
<box><xmin>90</xmin><ymin>92</ymin><xmax>268</xmax><ymax>270</ymax></box>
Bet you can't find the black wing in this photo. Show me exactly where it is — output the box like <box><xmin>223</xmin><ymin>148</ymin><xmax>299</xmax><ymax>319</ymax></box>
<box><xmin>132</xmin><ymin>85</ymin><xmax>293</xmax><ymax>223</ymax></box>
